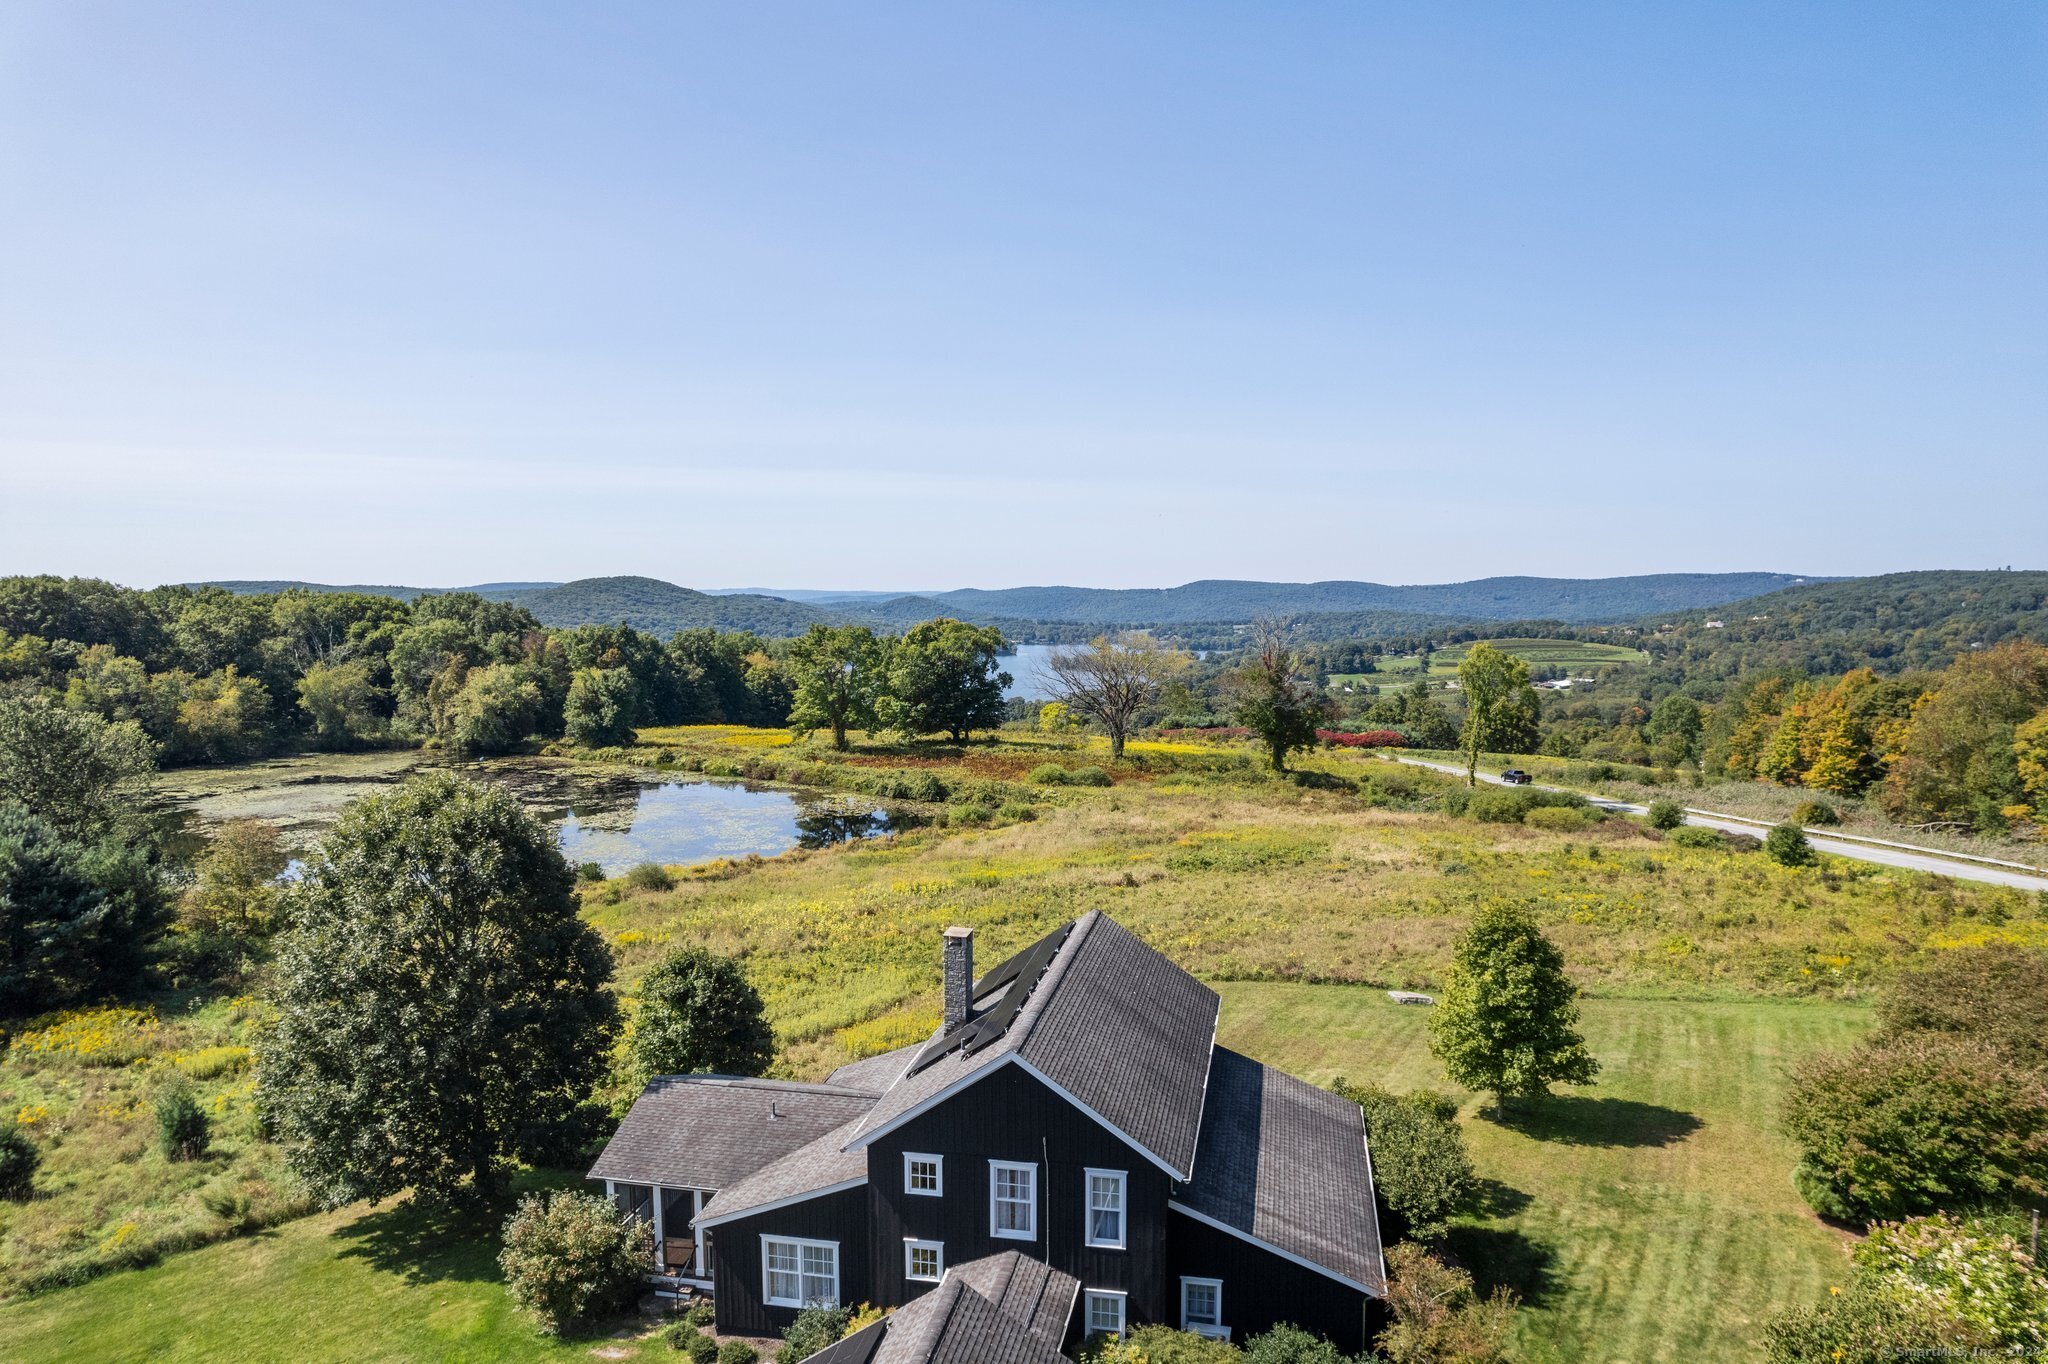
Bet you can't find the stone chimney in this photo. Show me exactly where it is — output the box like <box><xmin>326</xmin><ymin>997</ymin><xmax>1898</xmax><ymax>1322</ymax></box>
<box><xmin>943</xmin><ymin>926</ymin><xmax>974</xmax><ymax>1033</ymax></box>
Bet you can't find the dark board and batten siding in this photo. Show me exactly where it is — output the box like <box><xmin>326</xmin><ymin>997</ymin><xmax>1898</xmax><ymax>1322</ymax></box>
<box><xmin>867</xmin><ymin>1061</ymin><xmax>1171</xmax><ymax>1330</ymax></box>
<box><xmin>710</xmin><ymin>1185</ymin><xmax>871</xmax><ymax>1339</ymax></box>
<box><xmin>1166</xmin><ymin>1208</ymin><xmax>1373</xmax><ymax>1354</ymax></box>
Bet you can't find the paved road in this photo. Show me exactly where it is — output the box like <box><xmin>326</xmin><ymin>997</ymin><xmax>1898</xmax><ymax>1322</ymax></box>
<box><xmin>1386</xmin><ymin>756</ymin><xmax>2048</xmax><ymax>894</ymax></box>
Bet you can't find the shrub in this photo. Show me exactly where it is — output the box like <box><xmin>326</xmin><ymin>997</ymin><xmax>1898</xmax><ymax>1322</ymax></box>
<box><xmin>1242</xmin><ymin>1322</ymin><xmax>1362</xmax><ymax>1363</ymax></box>
<box><xmin>576</xmin><ymin>861</ymin><xmax>605</xmax><ymax>882</ymax></box>
<box><xmin>1762</xmin><ymin>1277</ymin><xmax>1966</xmax><ymax>1361</ymax></box>
<box><xmin>1331</xmin><ymin>1081</ymin><xmax>1474</xmax><ymax>1234</ymax></box>
<box><xmin>1781</xmin><ymin>1032</ymin><xmax>2048</xmax><ymax>1222</ymax></box>
<box><xmin>497</xmin><ymin>1190</ymin><xmax>648</xmax><ymax>1335</ymax></box>
<box><xmin>1028</xmin><ymin>763</ymin><xmax>1071</xmax><ymax>785</ymax></box>
<box><xmin>155</xmin><ymin>1085</ymin><xmax>210</xmax><ymax>1161</ymax></box>
<box><xmin>1764</xmin><ymin>823</ymin><xmax>1816</xmax><ymax>867</ymax></box>
<box><xmin>1645</xmin><ymin>799</ymin><xmax>1685</xmax><ymax>830</ymax></box>
<box><xmin>1087</xmin><ymin>1325</ymin><xmax>1240</xmax><ymax>1362</ymax></box>
<box><xmin>776</xmin><ymin>1304</ymin><xmax>851</xmax><ymax>1362</ymax></box>
<box><xmin>625</xmin><ymin>862</ymin><xmax>677</xmax><ymax>892</ymax></box>
<box><xmin>1790</xmin><ymin>799</ymin><xmax>1840</xmax><ymax>827</ymax></box>
<box><xmin>0</xmin><ymin>1120</ymin><xmax>38</xmax><ymax>1201</ymax></box>
<box><xmin>663</xmin><ymin>1322</ymin><xmax>712</xmax><ymax>1356</ymax></box>
<box><xmin>995</xmin><ymin>802</ymin><xmax>1038</xmax><ymax>823</ymax></box>
<box><xmin>1876</xmin><ymin>942</ymin><xmax>2048</xmax><ymax>1071</ymax></box>
<box><xmin>685</xmin><ymin>1333</ymin><xmax>720</xmax><ymax>1363</ymax></box>
<box><xmin>1523</xmin><ymin>805</ymin><xmax>1587</xmax><ymax>832</ymax></box>
<box><xmin>1316</xmin><ymin>729</ymin><xmax>1405</xmax><ymax>749</ymax></box>
<box><xmin>1379</xmin><ymin>1242</ymin><xmax>1516</xmax><ymax>1364</ymax></box>
<box><xmin>1858</xmin><ymin>1213</ymin><xmax>2048</xmax><ymax>1348</ymax></box>
<box><xmin>1666</xmin><ymin>826</ymin><xmax>1725</xmax><ymax>850</ymax></box>
<box><xmin>683</xmin><ymin>1300</ymin><xmax>716</xmax><ymax>1327</ymax></box>
<box><xmin>1465</xmin><ymin>789</ymin><xmax>1532</xmax><ymax>823</ymax></box>
<box><xmin>719</xmin><ymin>1343</ymin><xmax>760</xmax><ymax>1364</ymax></box>
<box><xmin>1068</xmin><ymin>765</ymin><xmax>1113</xmax><ymax>787</ymax></box>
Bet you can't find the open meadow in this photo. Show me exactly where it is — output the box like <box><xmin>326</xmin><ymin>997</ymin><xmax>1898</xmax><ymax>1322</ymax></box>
<box><xmin>0</xmin><ymin>728</ymin><xmax>2032</xmax><ymax>1359</ymax></box>
<box><xmin>1329</xmin><ymin>637</ymin><xmax>1648</xmax><ymax>689</ymax></box>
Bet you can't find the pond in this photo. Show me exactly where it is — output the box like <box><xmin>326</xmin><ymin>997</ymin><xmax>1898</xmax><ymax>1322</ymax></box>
<box><xmin>150</xmin><ymin>751</ymin><xmax>902</xmax><ymax>875</ymax></box>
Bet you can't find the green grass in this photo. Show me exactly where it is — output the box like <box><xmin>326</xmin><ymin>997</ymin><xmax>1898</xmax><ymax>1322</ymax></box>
<box><xmin>1217</xmin><ymin>985</ymin><xmax>1867</xmax><ymax>1364</ymax></box>
<box><xmin>0</xmin><ymin>1178</ymin><xmax>676</xmax><ymax>1364</ymax></box>
<box><xmin>0</xmin><ymin>987</ymin><xmax>1867</xmax><ymax>1364</ymax></box>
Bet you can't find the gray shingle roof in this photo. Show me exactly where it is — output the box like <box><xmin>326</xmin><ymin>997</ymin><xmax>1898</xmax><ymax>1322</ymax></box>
<box><xmin>587</xmin><ymin>1076</ymin><xmax>877</xmax><ymax>1191</ymax></box>
<box><xmin>1175</xmin><ymin>1045</ymin><xmax>1386</xmax><ymax>1294</ymax></box>
<box><xmin>695</xmin><ymin>1115</ymin><xmax>869</xmax><ymax>1225</ymax></box>
<box><xmin>845</xmin><ymin>913</ymin><xmax>1220</xmax><ymax>1179</ymax></box>
<box><xmin>869</xmin><ymin>1251</ymin><xmax>1078</xmax><ymax>1364</ymax></box>
<box><xmin>826</xmin><ymin>1042</ymin><xmax>925</xmax><ymax>1093</ymax></box>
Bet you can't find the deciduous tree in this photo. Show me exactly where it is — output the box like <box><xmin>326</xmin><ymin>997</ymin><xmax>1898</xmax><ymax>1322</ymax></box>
<box><xmin>877</xmin><ymin>618</ymin><xmax>1011</xmax><ymax>742</ymax></box>
<box><xmin>1455</xmin><ymin>644</ymin><xmax>1540</xmax><ymax>786</ymax></box>
<box><xmin>563</xmin><ymin>667</ymin><xmax>638</xmax><ymax>748</ymax></box>
<box><xmin>259</xmin><ymin>773</ymin><xmax>619</xmax><ymax>1205</ymax></box>
<box><xmin>1428</xmin><ymin>903</ymin><xmax>1598</xmax><ymax>1112</ymax></box>
<box><xmin>786</xmin><ymin>625</ymin><xmax>886</xmax><ymax>751</ymax></box>
<box><xmin>1045</xmin><ymin>632</ymin><xmax>1189</xmax><ymax>760</ymax></box>
<box><xmin>0</xmin><ymin>695</ymin><xmax>157</xmax><ymax>840</ymax></box>
<box><xmin>1229</xmin><ymin>624</ymin><xmax>1330</xmax><ymax>773</ymax></box>
<box><xmin>630</xmin><ymin>946</ymin><xmax>774</xmax><ymax>1082</ymax></box>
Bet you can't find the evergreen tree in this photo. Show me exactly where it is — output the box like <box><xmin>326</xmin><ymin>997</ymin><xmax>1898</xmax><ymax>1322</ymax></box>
<box><xmin>0</xmin><ymin>804</ymin><xmax>167</xmax><ymax>1016</ymax></box>
<box><xmin>1428</xmin><ymin>903</ymin><xmax>1599</xmax><ymax>1113</ymax></box>
<box><xmin>259</xmin><ymin>773</ymin><xmax>618</xmax><ymax>1205</ymax></box>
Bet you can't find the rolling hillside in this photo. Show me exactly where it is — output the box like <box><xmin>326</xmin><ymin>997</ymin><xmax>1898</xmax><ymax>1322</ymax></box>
<box><xmin>924</xmin><ymin>573</ymin><xmax>1818</xmax><ymax>625</ymax></box>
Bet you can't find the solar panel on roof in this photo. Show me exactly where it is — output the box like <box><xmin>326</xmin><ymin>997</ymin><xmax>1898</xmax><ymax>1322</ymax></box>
<box><xmin>907</xmin><ymin>922</ymin><xmax>1072</xmax><ymax>1076</ymax></box>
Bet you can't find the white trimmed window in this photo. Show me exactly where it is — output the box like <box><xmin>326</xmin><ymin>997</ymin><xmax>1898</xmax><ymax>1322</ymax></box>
<box><xmin>904</xmin><ymin>1239</ymin><xmax>944</xmax><ymax>1283</ymax></box>
<box><xmin>1181</xmin><ymin>1278</ymin><xmax>1226</xmax><ymax>1339</ymax></box>
<box><xmin>989</xmin><ymin>1160</ymin><xmax>1037</xmax><ymax>1240</ymax></box>
<box><xmin>1084</xmin><ymin>1289</ymin><xmax>1127</xmax><ymax>1338</ymax></box>
<box><xmin>904</xmin><ymin>1152</ymin><xmax>943</xmax><ymax>1197</ymax></box>
<box><xmin>1084</xmin><ymin>1168</ymin><xmax>1126</xmax><ymax>1249</ymax></box>
<box><xmin>762</xmin><ymin>1236</ymin><xmax>839</xmax><ymax>1309</ymax></box>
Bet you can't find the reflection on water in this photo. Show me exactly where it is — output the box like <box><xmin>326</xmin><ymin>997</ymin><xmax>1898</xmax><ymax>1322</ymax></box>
<box><xmin>554</xmin><ymin>777</ymin><xmax>899</xmax><ymax>874</ymax></box>
<box><xmin>152</xmin><ymin>753</ymin><xmax>899</xmax><ymax>875</ymax></box>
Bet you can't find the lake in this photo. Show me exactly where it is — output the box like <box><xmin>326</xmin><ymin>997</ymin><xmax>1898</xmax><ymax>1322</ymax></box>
<box><xmin>151</xmin><ymin>751</ymin><xmax>901</xmax><ymax>875</ymax></box>
<box><xmin>1001</xmin><ymin>644</ymin><xmax>1060</xmax><ymax>701</ymax></box>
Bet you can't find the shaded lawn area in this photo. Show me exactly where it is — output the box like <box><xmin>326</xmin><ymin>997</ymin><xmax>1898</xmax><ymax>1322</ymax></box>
<box><xmin>1217</xmin><ymin>985</ymin><xmax>1869</xmax><ymax>1364</ymax></box>
<box><xmin>0</xmin><ymin>1179</ymin><xmax>672</xmax><ymax>1364</ymax></box>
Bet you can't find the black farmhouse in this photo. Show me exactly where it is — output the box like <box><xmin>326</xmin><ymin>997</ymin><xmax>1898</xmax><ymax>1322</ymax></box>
<box><xmin>590</xmin><ymin>912</ymin><xmax>1386</xmax><ymax>1354</ymax></box>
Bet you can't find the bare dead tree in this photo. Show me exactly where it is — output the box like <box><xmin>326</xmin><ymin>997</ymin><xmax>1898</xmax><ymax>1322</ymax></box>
<box><xmin>1044</xmin><ymin>632</ymin><xmax>1191</xmax><ymax>759</ymax></box>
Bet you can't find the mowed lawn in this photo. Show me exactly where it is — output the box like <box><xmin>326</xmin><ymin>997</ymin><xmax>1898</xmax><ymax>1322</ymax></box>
<box><xmin>0</xmin><ymin>986</ymin><xmax>1865</xmax><ymax>1364</ymax></box>
<box><xmin>0</xmin><ymin>1181</ymin><xmax>677</xmax><ymax>1364</ymax></box>
<box><xmin>1217</xmin><ymin>985</ymin><xmax>1867</xmax><ymax>1364</ymax></box>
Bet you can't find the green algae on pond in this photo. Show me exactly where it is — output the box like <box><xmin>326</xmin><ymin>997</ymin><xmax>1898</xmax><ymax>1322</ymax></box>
<box><xmin>149</xmin><ymin>752</ymin><xmax>900</xmax><ymax>873</ymax></box>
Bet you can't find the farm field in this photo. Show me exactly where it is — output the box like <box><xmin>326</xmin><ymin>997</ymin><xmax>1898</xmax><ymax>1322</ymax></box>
<box><xmin>0</xmin><ymin>987</ymin><xmax>1867</xmax><ymax>1364</ymax></box>
<box><xmin>1328</xmin><ymin>637</ymin><xmax>1648</xmax><ymax>688</ymax></box>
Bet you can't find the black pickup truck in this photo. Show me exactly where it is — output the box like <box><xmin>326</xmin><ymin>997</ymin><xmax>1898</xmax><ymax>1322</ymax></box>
<box><xmin>1500</xmin><ymin>768</ymin><xmax>1533</xmax><ymax>785</ymax></box>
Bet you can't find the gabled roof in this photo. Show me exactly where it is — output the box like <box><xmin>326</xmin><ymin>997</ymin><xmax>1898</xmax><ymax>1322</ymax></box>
<box><xmin>844</xmin><ymin>913</ymin><xmax>1220</xmax><ymax>1180</ymax></box>
<box><xmin>1172</xmin><ymin>1046</ymin><xmax>1386</xmax><ymax>1295</ymax></box>
<box><xmin>803</xmin><ymin>1252</ymin><xmax>1078</xmax><ymax>1364</ymax></box>
<box><xmin>587</xmin><ymin>1076</ymin><xmax>877</xmax><ymax>1192</ymax></box>
<box><xmin>826</xmin><ymin>1042</ymin><xmax>923</xmax><ymax>1093</ymax></box>
<box><xmin>695</xmin><ymin>1115</ymin><xmax>869</xmax><ymax>1227</ymax></box>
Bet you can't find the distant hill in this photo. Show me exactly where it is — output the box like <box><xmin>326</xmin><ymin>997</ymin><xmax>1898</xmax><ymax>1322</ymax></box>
<box><xmin>505</xmin><ymin>577</ymin><xmax>834</xmax><ymax>635</ymax></box>
<box><xmin>923</xmin><ymin>573</ymin><xmax>1819</xmax><ymax>626</ymax></box>
<box><xmin>195</xmin><ymin>580</ymin><xmax>557</xmax><ymax>602</ymax></box>
<box><xmin>1638</xmin><ymin>569</ymin><xmax>2048</xmax><ymax>678</ymax></box>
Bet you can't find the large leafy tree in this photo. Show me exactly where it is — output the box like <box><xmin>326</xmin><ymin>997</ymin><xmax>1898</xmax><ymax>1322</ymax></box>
<box><xmin>786</xmin><ymin>624</ymin><xmax>886</xmax><ymax>751</ymax></box>
<box><xmin>1045</xmin><ymin>632</ymin><xmax>1190</xmax><ymax>760</ymax></box>
<box><xmin>629</xmin><ymin>946</ymin><xmax>775</xmax><ymax>1081</ymax></box>
<box><xmin>0</xmin><ymin>804</ymin><xmax>166</xmax><ymax>1015</ymax></box>
<box><xmin>878</xmin><ymin>618</ymin><xmax>1011</xmax><ymax>742</ymax></box>
<box><xmin>1455</xmin><ymin>643</ymin><xmax>1540</xmax><ymax>785</ymax></box>
<box><xmin>1428</xmin><ymin>903</ymin><xmax>1599</xmax><ymax>1113</ymax></box>
<box><xmin>0</xmin><ymin>694</ymin><xmax>157</xmax><ymax>841</ymax></box>
<box><xmin>259</xmin><ymin>773</ymin><xmax>618</xmax><ymax>1205</ymax></box>
<box><xmin>1229</xmin><ymin>624</ymin><xmax>1329</xmax><ymax>772</ymax></box>
<box><xmin>1885</xmin><ymin>640</ymin><xmax>2048</xmax><ymax>833</ymax></box>
<box><xmin>296</xmin><ymin>658</ymin><xmax>388</xmax><ymax>750</ymax></box>
<box><xmin>563</xmin><ymin>667</ymin><xmax>637</xmax><ymax>748</ymax></box>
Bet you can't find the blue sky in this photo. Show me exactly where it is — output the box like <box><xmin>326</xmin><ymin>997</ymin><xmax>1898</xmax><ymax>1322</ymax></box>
<box><xmin>1</xmin><ymin>2</ymin><xmax>2042</xmax><ymax>590</ymax></box>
